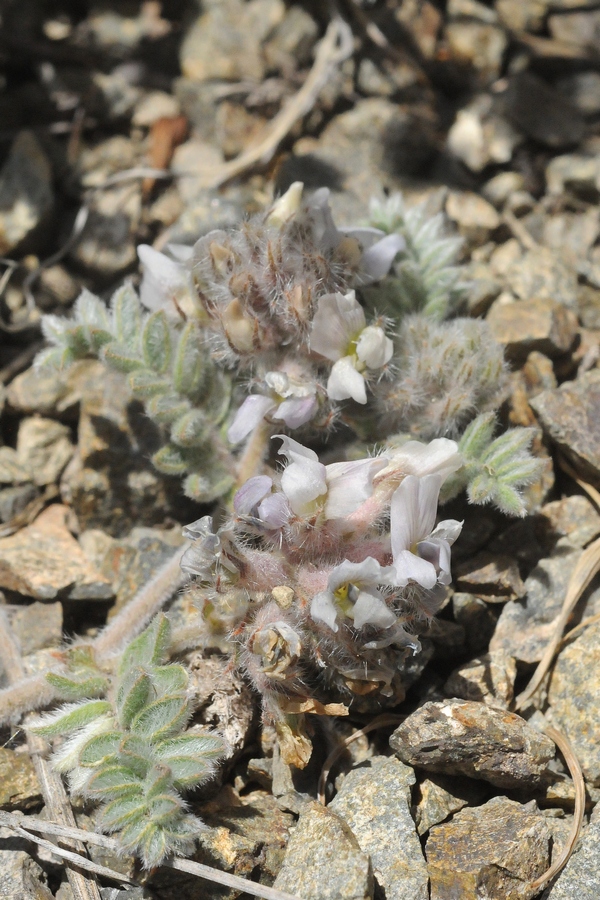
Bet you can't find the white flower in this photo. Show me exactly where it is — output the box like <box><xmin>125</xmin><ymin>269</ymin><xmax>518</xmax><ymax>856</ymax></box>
<box><xmin>311</xmin><ymin>557</ymin><xmax>397</xmax><ymax>632</ymax></box>
<box><xmin>310</xmin><ymin>291</ymin><xmax>393</xmax><ymax>404</ymax></box>
<box><xmin>275</xmin><ymin>435</ymin><xmax>387</xmax><ymax>520</ymax></box>
<box><xmin>137</xmin><ymin>244</ymin><xmax>192</xmax><ymax>319</ymax></box>
<box><xmin>390</xmin><ymin>475</ymin><xmax>462</xmax><ymax>589</ymax></box>
<box><xmin>305</xmin><ymin>188</ymin><xmax>405</xmax><ymax>284</ymax></box>
<box><xmin>376</xmin><ymin>438</ymin><xmax>463</xmax><ymax>486</ymax></box>
<box><xmin>227</xmin><ymin>371</ymin><xmax>318</xmax><ymax>445</ymax></box>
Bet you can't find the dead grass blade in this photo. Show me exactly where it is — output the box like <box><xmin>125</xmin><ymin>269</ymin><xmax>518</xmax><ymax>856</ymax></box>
<box><xmin>318</xmin><ymin>714</ymin><xmax>404</xmax><ymax>804</ymax></box>
<box><xmin>528</xmin><ymin>724</ymin><xmax>585</xmax><ymax>892</ymax></box>
<box><xmin>0</xmin><ymin>811</ymin><xmax>305</xmax><ymax>900</ymax></box>
<box><xmin>515</xmin><ymin>533</ymin><xmax>600</xmax><ymax>710</ymax></box>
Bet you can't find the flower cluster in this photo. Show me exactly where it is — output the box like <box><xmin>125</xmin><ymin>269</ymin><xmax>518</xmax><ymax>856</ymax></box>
<box><xmin>182</xmin><ymin>435</ymin><xmax>463</xmax><ymax>767</ymax></box>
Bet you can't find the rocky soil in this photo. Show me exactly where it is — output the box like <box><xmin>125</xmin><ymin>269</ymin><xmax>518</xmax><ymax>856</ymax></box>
<box><xmin>2</xmin><ymin>1</ymin><xmax>600</xmax><ymax>898</ymax></box>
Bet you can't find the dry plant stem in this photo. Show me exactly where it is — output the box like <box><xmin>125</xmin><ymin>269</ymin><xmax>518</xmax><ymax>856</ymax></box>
<box><xmin>236</xmin><ymin>418</ymin><xmax>274</xmax><ymax>488</ymax></box>
<box><xmin>0</xmin><ymin>609</ymin><xmax>102</xmax><ymax>900</ymax></box>
<box><xmin>502</xmin><ymin>208</ymin><xmax>539</xmax><ymax>252</ymax></box>
<box><xmin>0</xmin><ymin>812</ymin><xmax>306</xmax><ymax>900</ymax></box>
<box><xmin>93</xmin><ymin>542</ymin><xmax>189</xmax><ymax>661</ymax></box>
<box><xmin>558</xmin><ymin>453</ymin><xmax>600</xmax><ymax>512</ymax></box>
<box><xmin>204</xmin><ymin>17</ymin><xmax>354</xmax><ymax>190</ymax></box>
<box><xmin>317</xmin><ymin>714</ymin><xmax>404</xmax><ymax>803</ymax></box>
<box><xmin>528</xmin><ymin>725</ymin><xmax>585</xmax><ymax>892</ymax></box>
<box><xmin>0</xmin><ymin>672</ymin><xmax>59</xmax><ymax>726</ymax></box>
<box><xmin>515</xmin><ymin>533</ymin><xmax>600</xmax><ymax>709</ymax></box>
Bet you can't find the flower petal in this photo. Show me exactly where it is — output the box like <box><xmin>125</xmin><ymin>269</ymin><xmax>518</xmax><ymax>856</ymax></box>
<box><xmin>356</xmin><ymin>325</ymin><xmax>393</xmax><ymax>369</ymax></box>
<box><xmin>359</xmin><ymin>233</ymin><xmax>405</xmax><ymax>283</ymax></box>
<box><xmin>429</xmin><ymin>519</ymin><xmax>463</xmax><ymax>545</ymax></box>
<box><xmin>272</xmin><ymin>396</ymin><xmax>318</xmax><ymax>429</ymax></box>
<box><xmin>257</xmin><ymin>493</ymin><xmax>291</xmax><ymax>528</ymax></box>
<box><xmin>352</xmin><ymin>588</ymin><xmax>396</xmax><ymax>629</ymax></box>
<box><xmin>228</xmin><ymin>395</ymin><xmax>277</xmax><ymax>444</ymax></box>
<box><xmin>392</xmin><ymin>549</ymin><xmax>438</xmax><ymax>589</ymax></box>
<box><xmin>325</xmin><ymin>459</ymin><xmax>386</xmax><ymax>519</ymax></box>
<box><xmin>310</xmin><ymin>591</ymin><xmax>339</xmax><ymax>631</ymax></box>
<box><xmin>310</xmin><ymin>292</ymin><xmax>366</xmax><ymax>361</ymax></box>
<box><xmin>234</xmin><ymin>475</ymin><xmax>273</xmax><ymax>516</ymax></box>
<box><xmin>390</xmin><ymin>474</ymin><xmax>441</xmax><ymax>559</ymax></box>
<box><xmin>276</xmin><ymin>436</ymin><xmax>326</xmax><ymax>516</ymax></box>
<box><xmin>137</xmin><ymin>245</ymin><xmax>187</xmax><ymax>315</ymax></box>
<box><xmin>327</xmin><ymin>557</ymin><xmax>383</xmax><ymax>592</ymax></box>
<box><xmin>327</xmin><ymin>357</ymin><xmax>367</xmax><ymax>403</ymax></box>
<box><xmin>389</xmin><ymin>438</ymin><xmax>462</xmax><ymax>482</ymax></box>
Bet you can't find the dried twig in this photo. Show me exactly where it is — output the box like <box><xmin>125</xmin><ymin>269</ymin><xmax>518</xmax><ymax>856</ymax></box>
<box><xmin>558</xmin><ymin>453</ymin><xmax>600</xmax><ymax>512</ymax></box>
<box><xmin>528</xmin><ymin>725</ymin><xmax>586</xmax><ymax>892</ymax></box>
<box><xmin>317</xmin><ymin>714</ymin><xmax>404</xmax><ymax>804</ymax></box>
<box><xmin>202</xmin><ymin>17</ymin><xmax>354</xmax><ymax>190</ymax></box>
<box><xmin>0</xmin><ymin>609</ymin><xmax>102</xmax><ymax>900</ymax></box>
<box><xmin>0</xmin><ymin>811</ymin><xmax>306</xmax><ymax>900</ymax></box>
<box><xmin>515</xmin><ymin>533</ymin><xmax>600</xmax><ymax>709</ymax></box>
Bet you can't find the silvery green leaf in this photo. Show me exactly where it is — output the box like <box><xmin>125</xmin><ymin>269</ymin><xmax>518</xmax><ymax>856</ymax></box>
<box><xmin>99</xmin><ymin>796</ymin><xmax>146</xmax><ymax>831</ymax></box>
<box><xmin>46</xmin><ymin>672</ymin><xmax>108</xmax><ymax>700</ymax></box>
<box><xmin>150</xmin><ymin>664</ymin><xmax>188</xmax><ymax>698</ymax></box>
<box><xmin>29</xmin><ymin>700</ymin><xmax>113</xmax><ymax>736</ymax></box>
<box><xmin>147</xmin><ymin>793</ymin><xmax>182</xmax><ymax>822</ymax></box>
<box><xmin>170</xmin><ymin>410</ymin><xmax>210</xmax><ymax>448</ymax></box>
<box><xmin>41</xmin><ymin>313</ymin><xmax>70</xmax><ymax>344</ymax></box>
<box><xmin>34</xmin><ymin>345</ymin><xmax>73</xmax><ymax>370</ymax></box>
<box><xmin>143</xmin><ymin>764</ymin><xmax>173</xmax><ymax>799</ymax></box>
<box><xmin>172</xmin><ymin>322</ymin><xmax>206</xmax><ymax>397</ymax></box>
<box><xmin>116</xmin><ymin>668</ymin><xmax>152</xmax><ymax>729</ymax></box>
<box><xmin>75</xmin><ymin>289</ymin><xmax>110</xmax><ymax>331</ymax></box>
<box><xmin>184</xmin><ymin>470</ymin><xmax>234</xmax><ymax>503</ymax></box>
<box><xmin>85</xmin><ymin>764</ymin><xmax>143</xmax><ymax>800</ymax></box>
<box><xmin>65</xmin><ymin>325</ymin><xmax>91</xmax><ymax>358</ymax></box>
<box><xmin>111</xmin><ymin>284</ymin><xmax>142</xmax><ymax>349</ymax></box>
<box><xmin>146</xmin><ymin>392</ymin><xmax>190</xmax><ymax>424</ymax></box>
<box><xmin>102</xmin><ymin>342</ymin><xmax>144</xmax><ymax>373</ymax></box>
<box><xmin>129</xmin><ymin>696</ymin><xmax>189</xmax><ymax>741</ymax></box>
<box><xmin>151</xmin><ymin>443</ymin><xmax>188</xmax><ymax>475</ymax></box>
<box><xmin>79</xmin><ymin>731</ymin><xmax>121</xmax><ymax>768</ymax></box>
<box><xmin>128</xmin><ymin>369</ymin><xmax>171</xmax><ymax>398</ymax></box>
<box><xmin>119</xmin><ymin>613</ymin><xmax>171</xmax><ymax>673</ymax></box>
<box><xmin>142</xmin><ymin>310</ymin><xmax>172</xmax><ymax>374</ymax></box>
<box><xmin>154</xmin><ymin>734</ymin><xmax>227</xmax><ymax>762</ymax></box>
<box><xmin>117</xmin><ymin>735</ymin><xmax>153</xmax><ymax>779</ymax></box>
<box><xmin>166</xmin><ymin>756</ymin><xmax>214</xmax><ymax>787</ymax></box>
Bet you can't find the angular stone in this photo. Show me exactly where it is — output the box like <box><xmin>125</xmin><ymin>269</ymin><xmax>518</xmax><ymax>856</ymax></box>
<box><xmin>445</xmin><ymin>191</ymin><xmax>501</xmax><ymax>245</ymax></box>
<box><xmin>0</xmin><ymin>448</ymin><xmax>31</xmax><ymax>486</ymax></box>
<box><xmin>0</xmin><ymin>828</ymin><xmax>53</xmax><ymax>900</ymax></box>
<box><xmin>330</xmin><ymin>757</ymin><xmax>429</xmax><ymax>900</ymax></box>
<box><xmin>180</xmin><ymin>0</ymin><xmax>284</xmax><ymax>83</ymax></box>
<box><xmin>0</xmin><ymin>748</ymin><xmax>41</xmax><ymax>810</ymax></box>
<box><xmin>557</xmin><ymin>72</ymin><xmax>600</xmax><ymax>117</ymax></box>
<box><xmin>16</xmin><ymin>417</ymin><xmax>73</xmax><ymax>487</ymax></box>
<box><xmin>548</xmin><ymin>622</ymin><xmax>600</xmax><ymax>785</ymax></box>
<box><xmin>452</xmin><ymin>592</ymin><xmax>499</xmax><ymax>654</ymax></box>
<box><xmin>504</xmin><ymin>246</ymin><xmax>578</xmax><ymax>308</ymax></box>
<box><xmin>413</xmin><ymin>773</ymin><xmax>487</xmax><ymax>835</ymax></box>
<box><xmin>390</xmin><ymin>699</ymin><xmax>555</xmax><ymax>788</ymax></box>
<box><xmin>542</xmin><ymin>209</ymin><xmax>600</xmax><ymax>270</ymax></box>
<box><xmin>0</xmin><ymin>131</ymin><xmax>53</xmax><ymax>254</ymax></box>
<box><xmin>274</xmin><ymin>801</ymin><xmax>373</xmax><ymax>900</ymax></box>
<box><xmin>444</xmin><ymin>650</ymin><xmax>517</xmax><ymax>708</ymax></box>
<box><xmin>531</xmin><ymin>370</ymin><xmax>600</xmax><ymax>485</ymax></box>
<box><xmin>487</xmin><ymin>297</ymin><xmax>577</xmax><ymax>360</ymax></box>
<box><xmin>546</xmin><ymin>153</ymin><xmax>600</xmax><ymax>197</ymax></box>
<box><xmin>503</xmin><ymin>71</ymin><xmax>585</xmax><ymax>149</ymax></box>
<box><xmin>8</xmin><ymin>601</ymin><xmax>62</xmax><ymax>654</ymax></box>
<box><xmin>540</xmin><ymin>495</ymin><xmax>600</xmax><ymax>548</ymax></box>
<box><xmin>448</xmin><ymin>99</ymin><xmax>520</xmax><ymax>173</ymax></box>
<box><xmin>454</xmin><ymin>551</ymin><xmax>525</xmax><ymax>601</ymax></box>
<box><xmin>547</xmin><ymin>802</ymin><xmax>600</xmax><ymax>898</ymax></box>
<box><xmin>548</xmin><ymin>9</ymin><xmax>600</xmax><ymax>48</ymax></box>
<box><xmin>490</xmin><ymin>544</ymin><xmax>587</xmax><ymax>663</ymax></box>
<box><xmin>0</xmin><ymin>484</ymin><xmax>38</xmax><ymax>524</ymax></box>
<box><xmin>0</xmin><ymin>505</ymin><xmax>113</xmax><ymax>600</ymax></box>
<box><xmin>426</xmin><ymin>797</ymin><xmax>550</xmax><ymax>900</ymax></box>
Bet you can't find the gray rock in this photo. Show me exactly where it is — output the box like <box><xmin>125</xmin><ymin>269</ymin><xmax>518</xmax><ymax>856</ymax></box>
<box><xmin>577</xmin><ymin>284</ymin><xmax>600</xmax><ymax>329</ymax></box>
<box><xmin>330</xmin><ymin>756</ymin><xmax>429</xmax><ymax>900</ymax></box>
<box><xmin>70</xmin><ymin>185</ymin><xmax>140</xmax><ymax>278</ymax></box>
<box><xmin>496</xmin><ymin>0</ymin><xmax>548</xmax><ymax>31</ymax></box>
<box><xmin>490</xmin><ymin>544</ymin><xmax>584</xmax><ymax>663</ymax></box>
<box><xmin>486</xmin><ymin>297</ymin><xmax>578</xmax><ymax>360</ymax></box>
<box><xmin>0</xmin><ymin>828</ymin><xmax>53</xmax><ymax>899</ymax></box>
<box><xmin>546</xmin><ymin>801</ymin><xmax>600</xmax><ymax>898</ymax></box>
<box><xmin>444</xmin><ymin>650</ymin><xmax>517</xmax><ymax>708</ymax></box>
<box><xmin>0</xmin><ymin>484</ymin><xmax>38</xmax><ymax>524</ymax></box>
<box><xmin>445</xmin><ymin>22</ymin><xmax>507</xmax><ymax>85</ymax></box>
<box><xmin>426</xmin><ymin>797</ymin><xmax>550</xmax><ymax>900</ymax></box>
<box><xmin>263</xmin><ymin>6</ymin><xmax>318</xmax><ymax>70</ymax></box>
<box><xmin>502</xmin><ymin>71</ymin><xmax>585</xmax><ymax>149</ymax></box>
<box><xmin>0</xmin><ymin>748</ymin><xmax>41</xmax><ymax>810</ymax></box>
<box><xmin>454</xmin><ymin>551</ymin><xmax>526</xmax><ymax>601</ymax></box>
<box><xmin>0</xmin><ymin>131</ymin><xmax>54</xmax><ymax>255</ymax></box>
<box><xmin>540</xmin><ymin>494</ymin><xmax>600</xmax><ymax>549</ymax></box>
<box><xmin>557</xmin><ymin>72</ymin><xmax>600</xmax><ymax>117</ymax></box>
<box><xmin>531</xmin><ymin>370</ymin><xmax>600</xmax><ymax>486</ymax></box>
<box><xmin>390</xmin><ymin>699</ymin><xmax>555</xmax><ymax>788</ymax></box>
<box><xmin>548</xmin><ymin>9</ymin><xmax>600</xmax><ymax>49</ymax></box>
<box><xmin>16</xmin><ymin>417</ymin><xmax>73</xmax><ymax>487</ymax></box>
<box><xmin>548</xmin><ymin>622</ymin><xmax>600</xmax><ymax>785</ymax></box>
<box><xmin>0</xmin><ymin>448</ymin><xmax>31</xmax><ymax>486</ymax></box>
<box><xmin>483</xmin><ymin>171</ymin><xmax>526</xmax><ymax>206</ymax></box>
<box><xmin>452</xmin><ymin>592</ymin><xmax>499</xmax><ymax>654</ymax></box>
<box><xmin>413</xmin><ymin>773</ymin><xmax>487</xmax><ymax>835</ymax></box>
<box><xmin>8</xmin><ymin>600</ymin><xmax>63</xmax><ymax>654</ymax></box>
<box><xmin>445</xmin><ymin>191</ymin><xmax>501</xmax><ymax>245</ymax></box>
<box><xmin>542</xmin><ymin>209</ymin><xmax>600</xmax><ymax>270</ymax></box>
<box><xmin>546</xmin><ymin>153</ymin><xmax>600</xmax><ymax>198</ymax></box>
<box><xmin>274</xmin><ymin>801</ymin><xmax>373</xmax><ymax>900</ymax></box>
<box><xmin>180</xmin><ymin>0</ymin><xmax>284</xmax><ymax>83</ymax></box>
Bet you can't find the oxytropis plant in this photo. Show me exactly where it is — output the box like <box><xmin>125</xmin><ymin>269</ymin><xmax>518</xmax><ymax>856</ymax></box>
<box><xmin>29</xmin><ymin>615</ymin><xmax>227</xmax><ymax>868</ymax></box>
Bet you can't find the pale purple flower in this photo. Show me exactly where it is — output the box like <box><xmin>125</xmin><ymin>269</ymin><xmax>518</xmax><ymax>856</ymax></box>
<box><xmin>377</xmin><ymin>438</ymin><xmax>463</xmax><ymax>485</ymax></box>
<box><xmin>390</xmin><ymin>475</ymin><xmax>462</xmax><ymax>590</ymax></box>
<box><xmin>275</xmin><ymin>436</ymin><xmax>387</xmax><ymax>520</ymax></box>
<box><xmin>305</xmin><ymin>188</ymin><xmax>404</xmax><ymax>284</ymax></box>
<box><xmin>310</xmin><ymin>291</ymin><xmax>393</xmax><ymax>404</ymax></box>
<box><xmin>227</xmin><ymin>372</ymin><xmax>318</xmax><ymax>445</ymax></box>
<box><xmin>233</xmin><ymin>475</ymin><xmax>291</xmax><ymax>529</ymax></box>
<box><xmin>311</xmin><ymin>557</ymin><xmax>397</xmax><ymax>632</ymax></box>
